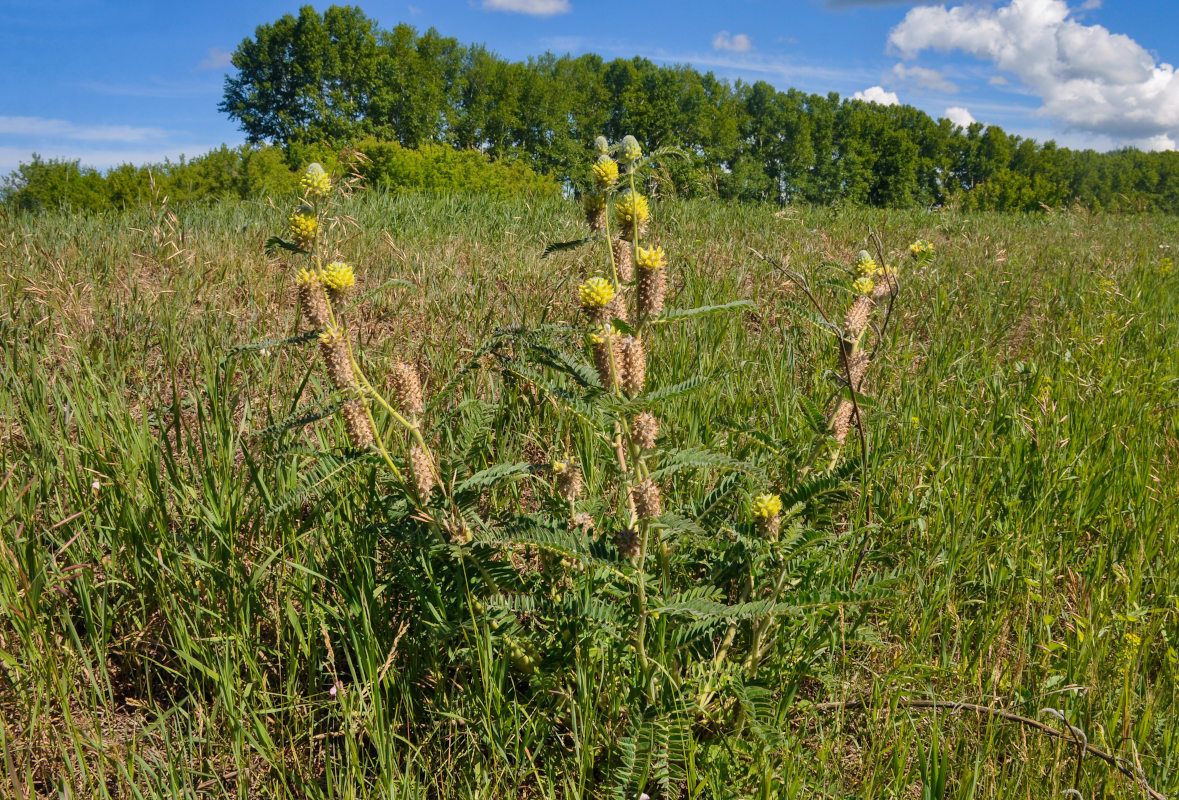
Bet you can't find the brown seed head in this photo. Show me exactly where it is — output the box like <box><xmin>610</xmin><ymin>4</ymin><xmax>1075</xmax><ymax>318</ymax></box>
<box><xmin>843</xmin><ymin>295</ymin><xmax>875</xmax><ymax>339</ymax></box>
<box><xmin>846</xmin><ymin>350</ymin><xmax>869</xmax><ymax>389</ymax></box>
<box><xmin>569</xmin><ymin>512</ymin><xmax>595</xmax><ymax>532</ymax></box>
<box><xmin>831</xmin><ymin>398</ymin><xmax>855</xmax><ymax>445</ymax></box>
<box><xmin>590</xmin><ymin>330</ymin><xmax>619</xmax><ymax>390</ymax></box>
<box><xmin>757</xmin><ymin>514</ymin><xmax>782</xmax><ymax>540</ymax></box>
<box><xmin>616</xmin><ymin>527</ymin><xmax>641</xmax><ymax>560</ymax></box>
<box><xmin>318</xmin><ymin>326</ymin><xmax>354</xmax><ymax>390</ymax></box>
<box><xmin>637</xmin><ymin>265</ymin><xmax>667</xmax><ymax>319</ymax></box>
<box><xmin>555</xmin><ymin>463</ymin><xmax>583</xmax><ymax>503</ymax></box>
<box><xmin>296</xmin><ymin>269</ymin><xmax>330</xmax><ymax>329</ymax></box>
<box><xmin>391</xmin><ymin>362</ymin><xmax>424</xmax><ymax>417</ymax></box>
<box><xmin>618</xmin><ymin>335</ymin><xmax>646</xmax><ymax>397</ymax></box>
<box><xmin>632</xmin><ymin>478</ymin><xmax>662</xmax><ymax>519</ymax></box>
<box><xmin>410</xmin><ymin>445</ymin><xmax>436</xmax><ymax>500</ymax></box>
<box><xmin>612</xmin><ymin>238</ymin><xmax>634</xmax><ymax>283</ymax></box>
<box><xmin>341</xmin><ymin>399</ymin><xmax>374</xmax><ymax>449</ymax></box>
<box><xmin>632</xmin><ymin>412</ymin><xmax>658</xmax><ymax>450</ymax></box>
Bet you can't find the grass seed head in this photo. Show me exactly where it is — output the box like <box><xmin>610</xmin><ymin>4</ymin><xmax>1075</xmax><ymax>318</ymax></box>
<box><xmin>632</xmin><ymin>412</ymin><xmax>658</xmax><ymax>450</ymax></box>
<box><xmin>318</xmin><ymin>325</ymin><xmax>354</xmax><ymax>390</ymax></box>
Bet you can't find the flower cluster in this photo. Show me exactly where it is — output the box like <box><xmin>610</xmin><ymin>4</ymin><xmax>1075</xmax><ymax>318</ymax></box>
<box><xmin>288</xmin><ymin>209</ymin><xmax>318</xmax><ymax>248</ymax></box>
<box><xmin>909</xmin><ymin>239</ymin><xmax>935</xmax><ymax>260</ymax></box>
<box><xmin>301</xmin><ymin>163</ymin><xmax>331</xmax><ymax>199</ymax></box>
<box><xmin>578</xmin><ymin>276</ymin><xmax>616</xmax><ymax>309</ymax></box>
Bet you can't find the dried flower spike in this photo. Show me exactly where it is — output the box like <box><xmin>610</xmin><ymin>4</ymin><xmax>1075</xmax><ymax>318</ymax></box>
<box><xmin>391</xmin><ymin>362</ymin><xmax>424</xmax><ymax>417</ymax></box>
<box><xmin>341</xmin><ymin>398</ymin><xmax>374</xmax><ymax>449</ymax></box>
<box><xmin>752</xmin><ymin>493</ymin><xmax>783</xmax><ymax>539</ymax></box>
<box><xmin>632</xmin><ymin>478</ymin><xmax>662</xmax><ymax>519</ymax></box>
<box><xmin>296</xmin><ymin>268</ymin><xmax>330</xmax><ymax>329</ymax></box>
<box><xmin>618</xmin><ymin>335</ymin><xmax>646</xmax><ymax>397</ymax></box>
<box><xmin>410</xmin><ymin>445</ymin><xmax>436</xmax><ymax>500</ymax></box>
<box><xmin>584</xmin><ymin>192</ymin><xmax>607</xmax><ymax>232</ymax></box>
<box><xmin>632</xmin><ymin>412</ymin><xmax>658</xmax><ymax>450</ymax></box>
<box><xmin>589</xmin><ymin>327</ymin><xmax>619</xmax><ymax>390</ymax></box>
<box><xmin>552</xmin><ymin>459</ymin><xmax>582</xmax><ymax>502</ymax></box>
<box><xmin>843</xmin><ymin>295</ymin><xmax>875</xmax><ymax>339</ymax></box>
<box><xmin>616</xmin><ymin>527</ymin><xmax>641</xmax><ymax>560</ymax></box>
<box><xmin>612</xmin><ymin>239</ymin><xmax>634</xmax><ymax>282</ymax></box>
<box><xmin>318</xmin><ymin>325</ymin><xmax>354</xmax><ymax>390</ymax></box>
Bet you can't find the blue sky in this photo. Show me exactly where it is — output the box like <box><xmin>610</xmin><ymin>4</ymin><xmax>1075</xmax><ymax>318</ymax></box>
<box><xmin>3</xmin><ymin>0</ymin><xmax>1178</xmax><ymax>174</ymax></box>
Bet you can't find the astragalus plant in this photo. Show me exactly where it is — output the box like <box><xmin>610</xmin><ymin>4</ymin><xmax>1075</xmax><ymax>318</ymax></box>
<box><xmin>258</xmin><ymin>140</ymin><xmax>904</xmax><ymax>797</ymax></box>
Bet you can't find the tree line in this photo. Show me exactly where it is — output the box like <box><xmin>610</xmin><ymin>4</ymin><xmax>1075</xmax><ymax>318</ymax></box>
<box><xmin>217</xmin><ymin>5</ymin><xmax>1179</xmax><ymax>213</ymax></box>
<box><xmin>6</xmin><ymin>5</ymin><xmax>1178</xmax><ymax>214</ymax></box>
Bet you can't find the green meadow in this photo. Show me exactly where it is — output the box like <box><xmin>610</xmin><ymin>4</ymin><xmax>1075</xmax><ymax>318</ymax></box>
<box><xmin>1</xmin><ymin>191</ymin><xmax>1177</xmax><ymax>798</ymax></box>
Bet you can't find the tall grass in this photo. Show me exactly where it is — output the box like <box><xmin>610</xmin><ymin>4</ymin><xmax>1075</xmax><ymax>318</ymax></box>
<box><xmin>1</xmin><ymin>192</ymin><xmax>1176</xmax><ymax>798</ymax></box>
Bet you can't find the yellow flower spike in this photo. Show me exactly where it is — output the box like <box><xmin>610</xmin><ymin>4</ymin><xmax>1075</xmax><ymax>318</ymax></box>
<box><xmin>909</xmin><ymin>239</ymin><xmax>935</xmax><ymax>259</ymax></box>
<box><xmin>619</xmin><ymin>135</ymin><xmax>643</xmax><ymax>165</ymax></box>
<box><xmin>322</xmin><ymin>261</ymin><xmax>356</xmax><ymax>296</ymax></box>
<box><xmin>635</xmin><ymin>245</ymin><xmax>666</xmax><ymax>271</ymax></box>
<box><xmin>301</xmin><ymin>163</ymin><xmax>331</xmax><ymax>199</ymax></box>
<box><xmin>288</xmin><ymin>208</ymin><xmax>318</xmax><ymax>248</ymax></box>
<box><xmin>614</xmin><ymin>189</ymin><xmax>649</xmax><ymax>229</ymax></box>
<box><xmin>853</xmin><ymin>250</ymin><xmax>879</xmax><ymax>278</ymax></box>
<box><xmin>751</xmin><ymin>493</ymin><xmax>783</xmax><ymax>519</ymax></box>
<box><xmin>853</xmin><ymin>275</ymin><xmax>876</xmax><ymax>296</ymax></box>
<box><xmin>593</xmin><ymin>135</ymin><xmax>610</xmax><ymax>155</ymax></box>
<box><xmin>592</xmin><ymin>156</ymin><xmax>619</xmax><ymax>188</ymax></box>
<box><xmin>578</xmin><ymin>276</ymin><xmax>616</xmax><ymax>309</ymax></box>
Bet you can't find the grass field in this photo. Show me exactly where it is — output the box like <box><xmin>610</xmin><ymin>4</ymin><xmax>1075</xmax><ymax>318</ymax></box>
<box><xmin>1</xmin><ymin>191</ymin><xmax>1177</xmax><ymax>798</ymax></box>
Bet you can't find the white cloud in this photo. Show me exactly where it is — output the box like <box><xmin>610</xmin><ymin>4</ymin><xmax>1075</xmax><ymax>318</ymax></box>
<box><xmin>712</xmin><ymin>31</ymin><xmax>753</xmax><ymax>53</ymax></box>
<box><xmin>989</xmin><ymin>75</ymin><xmax>1010</xmax><ymax>86</ymax></box>
<box><xmin>198</xmin><ymin>47</ymin><xmax>233</xmax><ymax>71</ymax></box>
<box><xmin>852</xmin><ymin>85</ymin><xmax>900</xmax><ymax>105</ymax></box>
<box><xmin>944</xmin><ymin>106</ymin><xmax>977</xmax><ymax>127</ymax></box>
<box><xmin>0</xmin><ymin>116</ymin><xmax>168</xmax><ymax>144</ymax></box>
<box><xmin>0</xmin><ymin>144</ymin><xmax>217</xmax><ymax>175</ymax></box>
<box><xmin>481</xmin><ymin>0</ymin><xmax>570</xmax><ymax>15</ymax></box>
<box><xmin>888</xmin><ymin>0</ymin><xmax>1179</xmax><ymax>148</ymax></box>
<box><xmin>891</xmin><ymin>63</ymin><xmax>957</xmax><ymax>93</ymax></box>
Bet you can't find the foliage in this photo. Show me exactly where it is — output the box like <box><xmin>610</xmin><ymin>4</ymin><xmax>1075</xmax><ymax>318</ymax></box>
<box><xmin>217</xmin><ymin>6</ymin><xmax>1179</xmax><ymax>212</ymax></box>
<box><xmin>0</xmin><ymin>164</ymin><xmax>1177</xmax><ymax>797</ymax></box>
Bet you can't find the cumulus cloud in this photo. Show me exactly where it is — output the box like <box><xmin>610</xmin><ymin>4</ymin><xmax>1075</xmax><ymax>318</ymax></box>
<box><xmin>0</xmin><ymin>116</ymin><xmax>167</xmax><ymax>143</ymax></box>
<box><xmin>892</xmin><ymin>63</ymin><xmax>957</xmax><ymax>93</ymax></box>
<box><xmin>888</xmin><ymin>0</ymin><xmax>1179</xmax><ymax>147</ymax></box>
<box><xmin>712</xmin><ymin>31</ymin><xmax>753</xmax><ymax>53</ymax></box>
<box><xmin>198</xmin><ymin>47</ymin><xmax>233</xmax><ymax>71</ymax></box>
<box><xmin>852</xmin><ymin>86</ymin><xmax>900</xmax><ymax>105</ymax></box>
<box><xmin>482</xmin><ymin>0</ymin><xmax>571</xmax><ymax>15</ymax></box>
<box><xmin>944</xmin><ymin>106</ymin><xmax>977</xmax><ymax>127</ymax></box>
